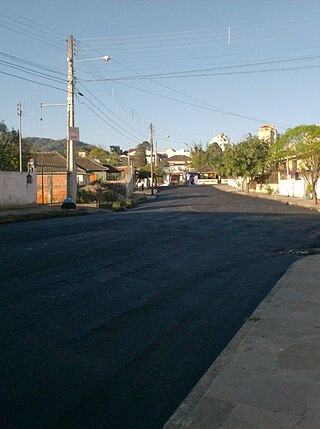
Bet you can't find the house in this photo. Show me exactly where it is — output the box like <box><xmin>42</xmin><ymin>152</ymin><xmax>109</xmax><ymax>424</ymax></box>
<box><xmin>75</xmin><ymin>154</ymin><xmax>120</xmax><ymax>185</ymax></box>
<box><xmin>165</xmin><ymin>154</ymin><xmax>193</xmax><ymax>184</ymax></box>
<box><xmin>197</xmin><ymin>164</ymin><xmax>218</xmax><ymax>184</ymax></box>
<box><xmin>32</xmin><ymin>151</ymin><xmax>86</xmax><ymax>204</ymax></box>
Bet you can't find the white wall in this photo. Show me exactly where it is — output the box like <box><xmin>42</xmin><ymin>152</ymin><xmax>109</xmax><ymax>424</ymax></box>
<box><xmin>0</xmin><ymin>171</ymin><xmax>37</xmax><ymax>209</ymax></box>
<box><xmin>279</xmin><ymin>178</ymin><xmax>306</xmax><ymax>198</ymax></box>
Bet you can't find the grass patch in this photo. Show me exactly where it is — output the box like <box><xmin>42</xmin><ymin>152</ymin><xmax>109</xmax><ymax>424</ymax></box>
<box><xmin>0</xmin><ymin>209</ymin><xmax>88</xmax><ymax>224</ymax></box>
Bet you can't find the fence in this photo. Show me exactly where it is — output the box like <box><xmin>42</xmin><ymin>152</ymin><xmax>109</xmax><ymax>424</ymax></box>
<box><xmin>0</xmin><ymin>171</ymin><xmax>37</xmax><ymax>209</ymax></box>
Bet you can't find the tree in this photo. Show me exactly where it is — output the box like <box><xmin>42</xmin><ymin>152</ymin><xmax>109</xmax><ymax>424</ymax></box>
<box><xmin>224</xmin><ymin>134</ymin><xmax>270</xmax><ymax>192</ymax></box>
<box><xmin>207</xmin><ymin>142</ymin><xmax>224</xmax><ymax>177</ymax></box>
<box><xmin>271</xmin><ymin>125</ymin><xmax>320</xmax><ymax>204</ymax></box>
<box><xmin>134</xmin><ymin>142</ymin><xmax>148</xmax><ymax>168</ymax></box>
<box><xmin>0</xmin><ymin>120</ymin><xmax>30</xmax><ymax>171</ymax></box>
<box><xmin>189</xmin><ymin>142</ymin><xmax>207</xmax><ymax>170</ymax></box>
<box><xmin>89</xmin><ymin>147</ymin><xmax>110</xmax><ymax>164</ymax></box>
<box><xmin>109</xmin><ymin>145</ymin><xmax>122</xmax><ymax>155</ymax></box>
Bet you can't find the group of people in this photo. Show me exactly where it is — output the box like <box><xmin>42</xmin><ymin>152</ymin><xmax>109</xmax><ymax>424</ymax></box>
<box><xmin>185</xmin><ymin>173</ymin><xmax>197</xmax><ymax>186</ymax></box>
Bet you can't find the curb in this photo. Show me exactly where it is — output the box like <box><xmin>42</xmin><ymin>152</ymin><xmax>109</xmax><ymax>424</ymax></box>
<box><xmin>0</xmin><ymin>208</ymin><xmax>88</xmax><ymax>224</ymax></box>
<box><xmin>163</xmin><ymin>260</ymin><xmax>301</xmax><ymax>428</ymax></box>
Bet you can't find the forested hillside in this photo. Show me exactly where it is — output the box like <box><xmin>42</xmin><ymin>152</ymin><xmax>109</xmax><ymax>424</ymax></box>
<box><xmin>23</xmin><ymin>137</ymin><xmax>95</xmax><ymax>154</ymax></box>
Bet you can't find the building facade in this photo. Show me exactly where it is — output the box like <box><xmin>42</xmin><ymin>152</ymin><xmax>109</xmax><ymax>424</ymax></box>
<box><xmin>208</xmin><ymin>133</ymin><xmax>230</xmax><ymax>151</ymax></box>
<box><xmin>258</xmin><ymin>124</ymin><xmax>278</xmax><ymax>144</ymax></box>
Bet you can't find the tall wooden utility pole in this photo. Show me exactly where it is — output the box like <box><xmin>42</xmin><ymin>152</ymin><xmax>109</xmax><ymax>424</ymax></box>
<box><xmin>67</xmin><ymin>35</ymin><xmax>77</xmax><ymax>200</ymax></box>
<box><xmin>150</xmin><ymin>123</ymin><xmax>154</xmax><ymax>195</ymax></box>
<box><xmin>17</xmin><ymin>101</ymin><xmax>22</xmax><ymax>172</ymax></box>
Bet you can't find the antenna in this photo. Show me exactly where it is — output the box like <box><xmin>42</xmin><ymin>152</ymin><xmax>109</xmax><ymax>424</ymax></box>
<box><xmin>228</xmin><ymin>26</ymin><xmax>231</xmax><ymax>44</ymax></box>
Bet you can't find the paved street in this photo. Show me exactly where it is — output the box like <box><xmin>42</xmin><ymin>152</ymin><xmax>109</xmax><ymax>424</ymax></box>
<box><xmin>1</xmin><ymin>186</ymin><xmax>319</xmax><ymax>429</ymax></box>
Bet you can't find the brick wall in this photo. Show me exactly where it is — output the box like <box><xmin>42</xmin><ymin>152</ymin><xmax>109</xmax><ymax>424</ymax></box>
<box><xmin>36</xmin><ymin>173</ymin><xmax>67</xmax><ymax>204</ymax></box>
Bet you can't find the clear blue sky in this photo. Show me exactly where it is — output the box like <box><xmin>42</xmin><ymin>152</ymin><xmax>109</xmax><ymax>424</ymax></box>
<box><xmin>1</xmin><ymin>0</ymin><xmax>320</xmax><ymax>151</ymax></box>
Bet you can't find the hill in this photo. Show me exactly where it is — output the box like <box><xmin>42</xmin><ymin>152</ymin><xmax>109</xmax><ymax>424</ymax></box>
<box><xmin>23</xmin><ymin>137</ymin><xmax>95</xmax><ymax>154</ymax></box>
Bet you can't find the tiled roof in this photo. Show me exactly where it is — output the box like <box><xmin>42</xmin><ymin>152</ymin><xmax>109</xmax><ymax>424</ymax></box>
<box><xmin>168</xmin><ymin>155</ymin><xmax>191</xmax><ymax>162</ymax></box>
<box><xmin>198</xmin><ymin>164</ymin><xmax>216</xmax><ymax>173</ymax></box>
<box><xmin>32</xmin><ymin>152</ymin><xmax>68</xmax><ymax>173</ymax></box>
<box><xmin>103</xmin><ymin>163</ymin><xmax>121</xmax><ymax>173</ymax></box>
<box><xmin>32</xmin><ymin>152</ymin><xmax>85</xmax><ymax>173</ymax></box>
<box><xmin>75</xmin><ymin>156</ymin><xmax>109</xmax><ymax>172</ymax></box>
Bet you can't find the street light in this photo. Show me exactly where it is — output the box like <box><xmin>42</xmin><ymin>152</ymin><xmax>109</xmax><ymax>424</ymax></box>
<box><xmin>74</xmin><ymin>55</ymin><xmax>111</xmax><ymax>63</ymax></box>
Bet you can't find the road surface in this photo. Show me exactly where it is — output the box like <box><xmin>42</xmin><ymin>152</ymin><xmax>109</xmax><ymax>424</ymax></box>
<box><xmin>1</xmin><ymin>186</ymin><xmax>319</xmax><ymax>429</ymax></box>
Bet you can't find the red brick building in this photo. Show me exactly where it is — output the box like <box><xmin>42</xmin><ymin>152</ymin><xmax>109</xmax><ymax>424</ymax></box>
<box><xmin>32</xmin><ymin>152</ymin><xmax>85</xmax><ymax>204</ymax></box>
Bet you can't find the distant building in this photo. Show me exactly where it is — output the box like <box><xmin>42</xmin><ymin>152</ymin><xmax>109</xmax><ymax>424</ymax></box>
<box><xmin>208</xmin><ymin>133</ymin><xmax>230</xmax><ymax>151</ymax></box>
<box><xmin>258</xmin><ymin>125</ymin><xmax>278</xmax><ymax>144</ymax></box>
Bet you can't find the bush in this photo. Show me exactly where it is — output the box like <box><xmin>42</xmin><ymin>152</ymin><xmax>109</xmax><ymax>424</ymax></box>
<box><xmin>264</xmin><ymin>185</ymin><xmax>273</xmax><ymax>195</ymax></box>
<box><xmin>111</xmin><ymin>202</ymin><xmax>123</xmax><ymax>211</ymax></box>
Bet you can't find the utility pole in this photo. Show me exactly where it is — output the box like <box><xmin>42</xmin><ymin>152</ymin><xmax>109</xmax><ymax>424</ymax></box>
<box><xmin>67</xmin><ymin>35</ymin><xmax>77</xmax><ymax>200</ymax></box>
<box><xmin>150</xmin><ymin>122</ymin><xmax>154</xmax><ymax>195</ymax></box>
<box><xmin>17</xmin><ymin>101</ymin><xmax>22</xmax><ymax>172</ymax></box>
<box><xmin>155</xmin><ymin>140</ymin><xmax>158</xmax><ymax>166</ymax></box>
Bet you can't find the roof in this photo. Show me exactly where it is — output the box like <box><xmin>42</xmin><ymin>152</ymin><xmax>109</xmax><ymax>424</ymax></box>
<box><xmin>32</xmin><ymin>151</ymin><xmax>88</xmax><ymax>173</ymax></box>
<box><xmin>75</xmin><ymin>156</ymin><xmax>109</xmax><ymax>172</ymax></box>
<box><xmin>32</xmin><ymin>152</ymin><xmax>69</xmax><ymax>173</ymax></box>
<box><xmin>198</xmin><ymin>164</ymin><xmax>216</xmax><ymax>173</ymax></box>
<box><xmin>168</xmin><ymin>155</ymin><xmax>191</xmax><ymax>162</ymax></box>
<box><xmin>103</xmin><ymin>163</ymin><xmax>121</xmax><ymax>173</ymax></box>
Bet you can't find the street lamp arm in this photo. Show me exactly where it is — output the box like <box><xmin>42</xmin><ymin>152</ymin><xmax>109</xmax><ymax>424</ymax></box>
<box><xmin>74</xmin><ymin>55</ymin><xmax>111</xmax><ymax>63</ymax></box>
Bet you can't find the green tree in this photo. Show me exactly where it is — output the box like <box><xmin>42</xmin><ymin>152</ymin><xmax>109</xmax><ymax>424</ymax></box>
<box><xmin>0</xmin><ymin>120</ymin><xmax>30</xmax><ymax>171</ymax></box>
<box><xmin>109</xmin><ymin>145</ymin><xmax>122</xmax><ymax>155</ymax></box>
<box><xmin>271</xmin><ymin>125</ymin><xmax>320</xmax><ymax>204</ymax></box>
<box><xmin>224</xmin><ymin>135</ymin><xmax>270</xmax><ymax>192</ymax></box>
<box><xmin>189</xmin><ymin>142</ymin><xmax>207</xmax><ymax>170</ymax></box>
<box><xmin>207</xmin><ymin>142</ymin><xmax>225</xmax><ymax>177</ymax></box>
<box><xmin>134</xmin><ymin>142</ymin><xmax>148</xmax><ymax>168</ymax></box>
<box><xmin>89</xmin><ymin>147</ymin><xmax>110</xmax><ymax>164</ymax></box>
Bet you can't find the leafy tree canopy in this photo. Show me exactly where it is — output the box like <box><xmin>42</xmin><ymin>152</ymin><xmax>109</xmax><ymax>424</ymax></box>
<box><xmin>110</xmin><ymin>145</ymin><xmax>122</xmax><ymax>155</ymax></box>
<box><xmin>189</xmin><ymin>142</ymin><xmax>207</xmax><ymax>170</ymax></box>
<box><xmin>223</xmin><ymin>134</ymin><xmax>270</xmax><ymax>191</ymax></box>
<box><xmin>0</xmin><ymin>120</ymin><xmax>30</xmax><ymax>171</ymax></box>
<box><xmin>271</xmin><ymin>124</ymin><xmax>320</xmax><ymax>203</ymax></box>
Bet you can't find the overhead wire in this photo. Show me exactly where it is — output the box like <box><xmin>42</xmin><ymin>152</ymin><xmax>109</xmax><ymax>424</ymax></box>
<box><xmin>0</xmin><ymin>59</ymin><xmax>67</xmax><ymax>85</ymax></box>
<box><xmin>0</xmin><ymin>51</ymin><xmax>66</xmax><ymax>77</ymax></box>
<box><xmin>75</xmin><ymin>42</ymin><xmax>150</xmax><ymax>136</ymax></box>
<box><xmin>78</xmin><ymin>16</ymin><xmax>320</xmax><ymax>43</ymax></box>
<box><xmin>0</xmin><ymin>69</ymin><xmax>68</xmax><ymax>93</ymax></box>
<box><xmin>79</xmin><ymin>99</ymin><xmax>141</xmax><ymax>144</ymax></box>
<box><xmin>0</xmin><ymin>5</ymin><xmax>66</xmax><ymax>38</ymax></box>
<box><xmin>80</xmin><ymin>55</ymin><xmax>320</xmax><ymax>81</ymax></box>
<box><xmin>0</xmin><ymin>8</ymin><xmax>65</xmax><ymax>51</ymax></box>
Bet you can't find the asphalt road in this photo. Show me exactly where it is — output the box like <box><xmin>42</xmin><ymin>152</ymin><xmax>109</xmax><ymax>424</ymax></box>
<box><xmin>1</xmin><ymin>186</ymin><xmax>319</xmax><ymax>429</ymax></box>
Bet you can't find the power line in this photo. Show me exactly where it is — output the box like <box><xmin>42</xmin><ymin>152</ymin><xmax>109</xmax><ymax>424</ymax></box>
<box><xmin>113</xmin><ymin>80</ymin><xmax>290</xmax><ymax>128</ymax></box>
<box><xmin>80</xmin><ymin>100</ymin><xmax>141</xmax><ymax>144</ymax></box>
<box><xmin>0</xmin><ymin>5</ymin><xmax>66</xmax><ymax>39</ymax></box>
<box><xmin>80</xmin><ymin>60</ymin><xmax>320</xmax><ymax>81</ymax></box>
<box><xmin>0</xmin><ymin>51</ymin><xmax>65</xmax><ymax>77</ymax></box>
<box><xmin>0</xmin><ymin>18</ymin><xmax>65</xmax><ymax>51</ymax></box>
<box><xmin>77</xmin><ymin>16</ymin><xmax>320</xmax><ymax>42</ymax></box>
<box><xmin>0</xmin><ymin>59</ymin><xmax>67</xmax><ymax>85</ymax></box>
<box><xmin>75</xmin><ymin>43</ymin><xmax>149</xmax><ymax>133</ymax></box>
<box><xmin>0</xmin><ymin>69</ymin><xmax>68</xmax><ymax>93</ymax></box>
